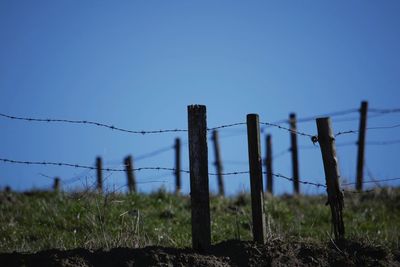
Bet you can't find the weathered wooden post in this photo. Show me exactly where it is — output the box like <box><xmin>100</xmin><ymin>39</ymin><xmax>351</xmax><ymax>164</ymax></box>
<box><xmin>246</xmin><ymin>114</ymin><xmax>266</xmax><ymax>244</ymax></box>
<box><xmin>188</xmin><ymin>105</ymin><xmax>211</xmax><ymax>251</ymax></box>
<box><xmin>356</xmin><ymin>101</ymin><xmax>368</xmax><ymax>191</ymax></box>
<box><xmin>53</xmin><ymin>177</ymin><xmax>60</xmax><ymax>192</ymax></box>
<box><xmin>289</xmin><ymin>113</ymin><xmax>300</xmax><ymax>194</ymax></box>
<box><xmin>96</xmin><ymin>157</ymin><xmax>103</xmax><ymax>193</ymax></box>
<box><xmin>265</xmin><ymin>134</ymin><xmax>273</xmax><ymax>195</ymax></box>
<box><xmin>316</xmin><ymin>117</ymin><xmax>345</xmax><ymax>240</ymax></box>
<box><xmin>175</xmin><ymin>138</ymin><xmax>181</xmax><ymax>194</ymax></box>
<box><xmin>211</xmin><ymin>130</ymin><xmax>225</xmax><ymax>196</ymax></box>
<box><xmin>124</xmin><ymin>155</ymin><xmax>137</xmax><ymax>193</ymax></box>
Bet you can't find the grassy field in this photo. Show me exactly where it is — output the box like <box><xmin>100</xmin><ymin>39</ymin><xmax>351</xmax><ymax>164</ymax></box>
<box><xmin>0</xmin><ymin>187</ymin><xmax>399</xmax><ymax>253</ymax></box>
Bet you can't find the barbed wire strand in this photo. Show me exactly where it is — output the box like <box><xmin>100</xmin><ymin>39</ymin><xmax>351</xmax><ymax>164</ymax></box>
<box><xmin>0</xmin><ymin>112</ymin><xmax>317</xmax><ymax>138</ymax></box>
<box><xmin>335</xmin><ymin>123</ymin><xmax>400</xmax><ymax>137</ymax></box>
<box><xmin>207</xmin><ymin>122</ymin><xmax>246</xmax><ymax>131</ymax></box>
<box><xmin>0</xmin><ymin>113</ymin><xmax>187</xmax><ymax>134</ymax></box>
<box><xmin>293</xmin><ymin>106</ymin><xmax>400</xmax><ymax>124</ymax></box>
<box><xmin>135</xmin><ymin>145</ymin><xmax>174</xmax><ymax>161</ymax></box>
<box><xmin>2</xmin><ymin>157</ymin><xmax>400</xmax><ymax>193</ymax></box>
<box><xmin>273</xmin><ymin>148</ymin><xmax>291</xmax><ymax>159</ymax></box>
<box><xmin>366</xmin><ymin>139</ymin><xmax>400</xmax><ymax>145</ymax></box>
<box><xmin>342</xmin><ymin>177</ymin><xmax>400</xmax><ymax>186</ymax></box>
<box><xmin>295</xmin><ymin>109</ymin><xmax>359</xmax><ymax>123</ymax></box>
<box><xmin>369</xmin><ymin>108</ymin><xmax>400</xmax><ymax>114</ymax></box>
<box><xmin>268</xmin><ymin>172</ymin><xmax>327</xmax><ymax>188</ymax></box>
<box><xmin>0</xmin><ymin>158</ymin><xmax>182</xmax><ymax>173</ymax></box>
<box><xmin>259</xmin><ymin>122</ymin><xmax>314</xmax><ymax>138</ymax></box>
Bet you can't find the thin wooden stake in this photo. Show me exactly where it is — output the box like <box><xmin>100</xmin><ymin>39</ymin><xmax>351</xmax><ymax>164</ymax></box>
<box><xmin>356</xmin><ymin>101</ymin><xmax>368</xmax><ymax>191</ymax></box>
<box><xmin>96</xmin><ymin>157</ymin><xmax>103</xmax><ymax>193</ymax></box>
<box><xmin>53</xmin><ymin>177</ymin><xmax>60</xmax><ymax>192</ymax></box>
<box><xmin>265</xmin><ymin>134</ymin><xmax>273</xmax><ymax>195</ymax></box>
<box><xmin>246</xmin><ymin>114</ymin><xmax>266</xmax><ymax>244</ymax></box>
<box><xmin>212</xmin><ymin>130</ymin><xmax>225</xmax><ymax>196</ymax></box>
<box><xmin>316</xmin><ymin>117</ymin><xmax>345</xmax><ymax>240</ymax></box>
<box><xmin>175</xmin><ymin>138</ymin><xmax>181</xmax><ymax>194</ymax></box>
<box><xmin>188</xmin><ymin>105</ymin><xmax>211</xmax><ymax>251</ymax></box>
<box><xmin>289</xmin><ymin>113</ymin><xmax>300</xmax><ymax>194</ymax></box>
<box><xmin>124</xmin><ymin>155</ymin><xmax>137</xmax><ymax>193</ymax></box>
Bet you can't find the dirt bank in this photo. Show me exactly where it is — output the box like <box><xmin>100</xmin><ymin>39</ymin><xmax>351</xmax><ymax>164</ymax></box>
<box><xmin>1</xmin><ymin>239</ymin><xmax>398</xmax><ymax>267</ymax></box>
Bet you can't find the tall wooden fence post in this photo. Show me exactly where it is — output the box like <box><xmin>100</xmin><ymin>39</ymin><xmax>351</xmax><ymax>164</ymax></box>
<box><xmin>289</xmin><ymin>113</ymin><xmax>300</xmax><ymax>194</ymax></box>
<box><xmin>356</xmin><ymin>101</ymin><xmax>368</xmax><ymax>191</ymax></box>
<box><xmin>124</xmin><ymin>155</ymin><xmax>137</xmax><ymax>193</ymax></box>
<box><xmin>316</xmin><ymin>117</ymin><xmax>345</xmax><ymax>240</ymax></box>
<box><xmin>96</xmin><ymin>157</ymin><xmax>103</xmax><ymax>193</ymax></box>
<box><xmin>53</xmin><ymin>177</ymin><xmax>60</xmax><ymax>192</ymax></box>
<box><xmin>265</xmin><ymin>134</ymin><xmax>273</xmax><ymax>195</ymax></box>
<box><xmin>246</xmin><ymin>114</ymin><xmax>266</xmax><ymax>244</ymax></box>
<box><xmin>175</xmin><ymin>138</ymin><xmax>181</xmax><ymax>194</ymax></box>
<box><xmin>212</xmin><ymin>130</ymin><xmax>225</xmax><ymax>196</ymax></box>
<box><xmin>188</xmin><ymin>105</ymin><xmax>211</xmax><ymax>251</ymax></box>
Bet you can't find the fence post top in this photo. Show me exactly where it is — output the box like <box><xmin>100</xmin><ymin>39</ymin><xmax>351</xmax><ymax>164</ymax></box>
<box><xmin>316</xmin><ymin>117</ymin><xmax>330</xmax><ymax>122</ymax></box>
<box><xmin>246</xmin><ymin>113</ymin><xmax>259</xmax><ymax>119</ymax></box>
<box><xmin>188</xmin><ymin>105</ymin><xmax>206</xmax><ymax>111</ymax></box>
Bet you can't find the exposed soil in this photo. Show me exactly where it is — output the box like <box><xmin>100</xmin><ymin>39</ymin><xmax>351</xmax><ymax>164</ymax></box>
<box><xmin>1</xmin><ymin>239</ymin><xmax>398</xmax><ymax>267</ymax></box>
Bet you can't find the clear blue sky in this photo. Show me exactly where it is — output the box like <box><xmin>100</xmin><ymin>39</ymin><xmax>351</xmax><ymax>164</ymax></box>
<box><xmin>1</xmin><ymin>1</ymin><xmax>399</xmax><ymax>195</ymax></box>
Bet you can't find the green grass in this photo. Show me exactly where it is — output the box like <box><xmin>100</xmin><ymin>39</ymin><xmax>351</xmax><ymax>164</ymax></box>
<box><xmin>0</xmin><ymin>187</ymin><xmax>399</xmax><ymax>253</ymax></box>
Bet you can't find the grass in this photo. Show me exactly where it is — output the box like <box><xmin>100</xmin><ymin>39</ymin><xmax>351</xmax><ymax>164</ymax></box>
<box><xmin>0</xmin><ymin>187</ymin><xmax>399</xmax><ymax>253</ymax></box>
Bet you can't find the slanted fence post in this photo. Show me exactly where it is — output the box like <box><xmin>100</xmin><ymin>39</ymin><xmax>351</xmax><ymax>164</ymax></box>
<box><xmin>212</xmin><ymin>130</ymin><xmax>225</xmax><ymax>196</ymax></box>
<box><xmin>246</xmin><ymin>114</ymin><xmax>266</xmax><ymax>244</ymax></box>
<box><xmin>316</xmin><ymin>117</ymin><xmax>345</xmax><ymax>240</ymax></box>
<box><xmin>96</xmin><ymin>157</ymin><xmax>103</xmax><ymax>193</ymax></box>
<box><xmin>175</xmin><ymin>138</ymin><xmax>181</xmax><ymax>195</ymax></box>
<box><xmin>188</xmin><ymin>105</ymin><xmax>211</xmax><ymax>251</ymax></box>
<box><xmin>265</xmin><ymin>134</ymin><xmax>273</xmax><ymax>195</ymax></box>
<box><xmin>289</xmin><ymin>113</ymin><xmax>300</xmax><ymax>194</ymax></box>
<box><xmin>124</xmin><ymin>155</ymin><xmax>137</xmax><ymax>193</ymax></box>
<box><xmin>356</xmin><ymin>101</ymin><xmax>368</xmax><ymax>191</ymax></box>
<box><xmin>53</xmin><ymin>177</ymin><xmax>60</xmax><ymax>192</ymax></box>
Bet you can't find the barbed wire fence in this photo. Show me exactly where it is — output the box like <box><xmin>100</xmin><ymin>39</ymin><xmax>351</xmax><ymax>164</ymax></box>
<box><xmin>2</xmin><ymin>102</ymin><xmax>400</xmax><ymax>247</ymax></box>
<box><xmin>1</xmin><ymin>102</ymin><xmax>400</xmax><ymax>196</ymax></box>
